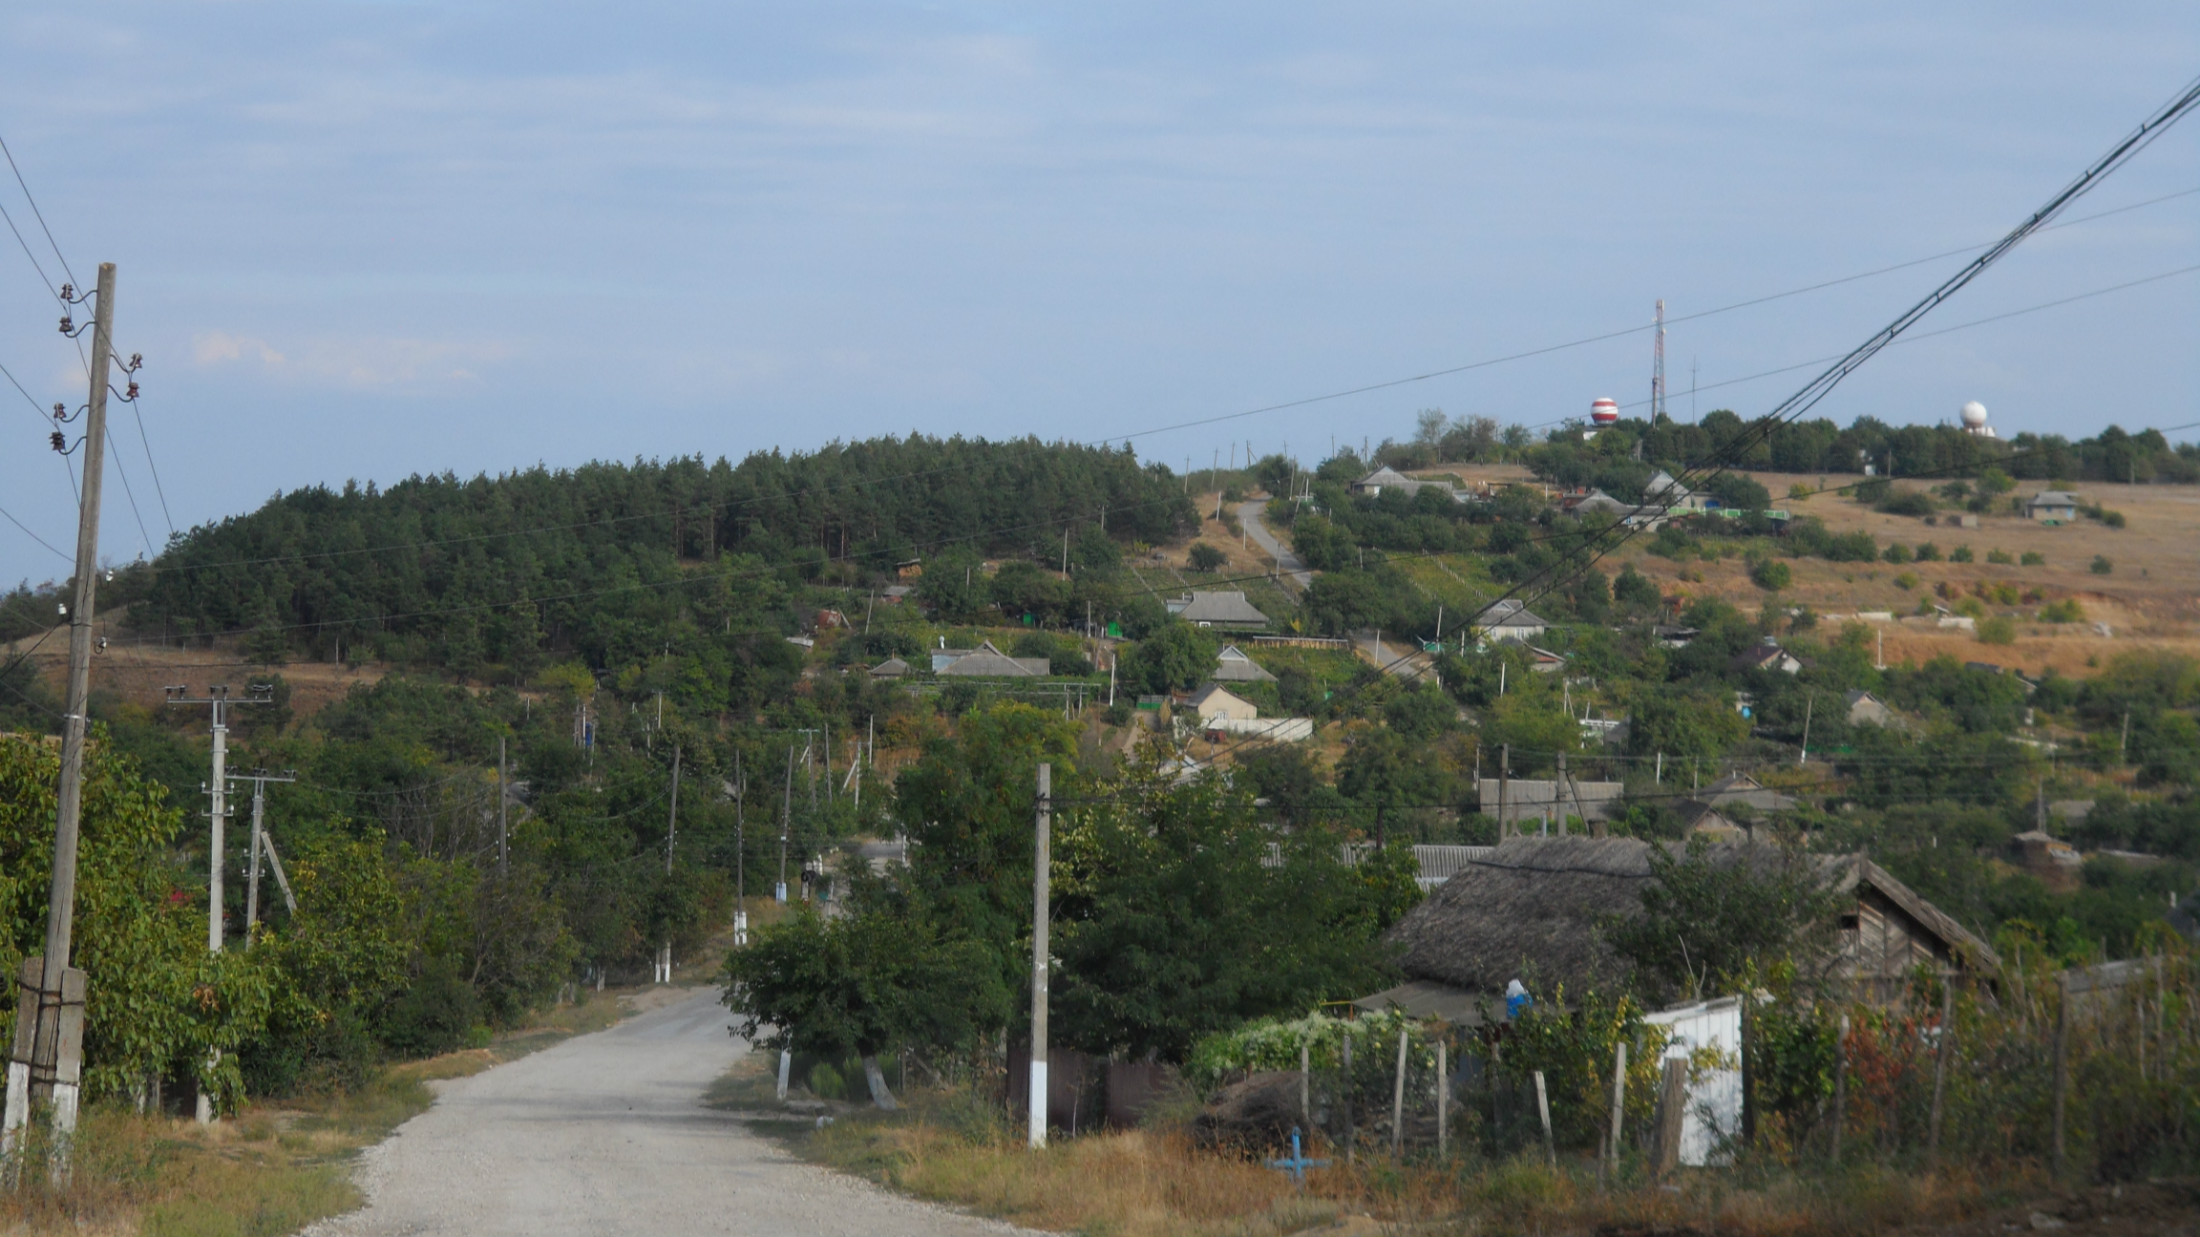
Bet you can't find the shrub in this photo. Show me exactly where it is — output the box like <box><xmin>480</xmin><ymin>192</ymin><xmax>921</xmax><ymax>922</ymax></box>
<box><xmin>1950</xmin><ymin>545</ymin><xmax>1974</xmax><ymax>563</ymax></box>
<box><xmin>2022</xmin><ymin>551</ymin><xmax>2046</xmax><ymax>566</ymax></box>
<box><xmin>1986</xmin><ymin>549</ymin><xmax>2014</xmax><ymax>565</ymax></box>
<box><xmin>1976</xmin><ymin>616</ymin><xmax>2017</xmax><ymax>645</ymax></box>
<box><xmin>1749</xmin><ymin>558</ymin><xmax>1791</xmax><ymax>591</ymax></box>
<box><xmin>1876</xmin><ymin>489</ymin><xmax>1936</xmax><ymax>517</ymax></box>
<box><xmin>1823</xmin><ymin>531</ymin><xmax>1880</xmax><ymax>562</ymax></box>
<box><xmin>2091</xmin><ymin>555</ymin><xmax>2114</xmax><ymax>575</ymax></box>
<box><xmin>1881</xmin><ymin>543</ymin><xmax>1912</xmax><ymax>565</ymax></box>
<box><xmin>1788</xmin><ymin>482</ymin><xmax>1814</xmax><ymax>500</ymax></box>
<box><xmin>1894</xmin><ymin>572</ymin><xmax>1920</xmax><ymax>590</ymax></box>
<box><xmin>1913</xmin><ymin>542</ymin><xmax>1940</xmax><ymax>562</ymax></box>
<box><xmin>1186</xmin><ymin>542</ymin><xmax>1226</xmax><ymax>572</ymax></box>
<box><xmin>2039</xmin><ymin>598</ymin><xmax>2085</xmax><ymax>623</ymax></box>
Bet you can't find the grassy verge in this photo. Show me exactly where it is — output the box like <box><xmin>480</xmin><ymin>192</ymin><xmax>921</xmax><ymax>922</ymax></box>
<box><xmin>709</xmin><ymin>1062</ymin><xmax>2188</xmax><ymax>1237</ymax></box>
<box><xmin>0</xmin><ymin>988</ymin><xmax>637</xmax><ymax>1237</ymax></box>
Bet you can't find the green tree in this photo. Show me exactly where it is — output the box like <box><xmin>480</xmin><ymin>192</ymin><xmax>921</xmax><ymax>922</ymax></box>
<box><xmin>1186</xmin><ymin>542</ymin><xmax>1227</xmax><ymax>573</ymax></box>
<box><xmin>1605</xmin><ymin>838</ymin><xmax>1840</xmax><ymax>1004</ymax></box>
<box><xmin>0</xmin><ymin>730</ymin><xmax>274</xmax><ymax>1110</ymax></box>
<box><xmin>1116</xmin><ymin>623</ymin><xmax>1215</xmax><ymax>695</ymax></box>
<box><xmin>723</xmin><ymin>901</ymin><xmax>1000</xmax><ymax>1107</ymax></box>
<box><xmin>1052</xmin><ymin>778</ymin><xmax>1416</xmax><ymax>1060</ymax></box>
<box><xmin>891</xmin><ymin>703</ymin><xmax>1079</xmax><ymax>1026</ymax></box>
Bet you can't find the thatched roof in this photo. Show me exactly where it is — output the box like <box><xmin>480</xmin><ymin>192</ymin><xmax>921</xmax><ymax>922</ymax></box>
<box><xmin>1385</xmin><ymin>837</ymin><xmax>1998</xmax><ymax>1002</ymax></box>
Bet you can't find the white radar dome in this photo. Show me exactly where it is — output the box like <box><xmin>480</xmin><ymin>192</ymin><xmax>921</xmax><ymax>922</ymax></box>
<box><xmin>1960</xmin><ymin>401</ymin><xmax>1989</xmax><ymax>428</ymax></box>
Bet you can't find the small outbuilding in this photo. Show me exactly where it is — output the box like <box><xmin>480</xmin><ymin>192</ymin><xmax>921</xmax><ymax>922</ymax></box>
<box><xmin>868</xmin><ymin>657</ymin><xmax>910</xmax><ymax>679</ymax></box>
<box><xmin>1730</xmin><ymin>638</ymin><xmax>1803</xmax><ymax>675</ymax></box>
<box><xmin>935</xmin><ymin>641</ymin><xmax>1051</xmax><ymax>678</ymax></box>
<box><xmin>2025</xmin><ymin>491</ymin><xmax>2079</xmax><ymax>524</ymax></box>
<box><xmin>1844</xmin><ymin>689</ymin><xmax>1900</xmax><ymax>729</ymax></box>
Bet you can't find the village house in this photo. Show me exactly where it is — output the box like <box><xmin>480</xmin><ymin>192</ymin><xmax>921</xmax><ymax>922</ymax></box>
<box><xmin>1186</xmin><ymin>683</ymin><xmax>1258</xmax><ymax>724</ymax></box>
<box><xmin>2007</xmin><ymin>829</ymin><xmax>2083</xmax><ymax>892</ymax></box>
<box><xmin>1209</xmin><ymin>643</ymin><xmax>1279</xmax><ymax>683</ymax></box>
<box><xmin>1475</xmin><ymin>599</ymin><xmax>1550</xmax><ymax>644</ymax></box>
<box><xmin>933</xmin><ymin>640</ymin><xmax>1050</xmax><ymax>678</ymax></box>
<box><xmin>1844</xmin><ymin>689</ymin><xmax>1904</xmax><ymax>729</ymax></box>
<box><xmin>1350</xmin><ymin>466</ymin><xmax>1464</xmax><ymax>501</ymax></box>
<box><xmin>1730</xmin><ymin>638</ymin><xmax>1803</xmax><ymax>675</ymax></box>
<box><xmin>1167</xmin><ymin>590</ymin><xmax>1272</xmax><ymax>629</ymax></box>
<box><xmin>867</xmin><ymin>656</ymin><xmax>910</xmax><ymax>679</ymax></box>
<box><xmin>1355</xmin><ymin>836</ymin><xmax>2000</xmax><ymax>1021</ymax></box>
<box><xmin>2025</xmin><ymin>491</ymin><xmax>2079</xmax><ymax>523</ymax></box>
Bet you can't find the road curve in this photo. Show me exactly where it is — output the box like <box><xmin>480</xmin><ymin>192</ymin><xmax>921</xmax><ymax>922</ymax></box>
<box><xmin>1237</xmin><ymin>499</ymin><xmax>1312</xmax><ymax>589</ymax></box>
<box><xmin>308</xmin><ymin>989</ymin><xmax>1036</xmax><ymax>1237</ymax></box>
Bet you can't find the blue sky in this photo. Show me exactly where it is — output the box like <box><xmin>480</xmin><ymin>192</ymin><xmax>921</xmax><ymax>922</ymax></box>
<box><xmin>0</xmin><ymin>2</ymin><xmax>2194</xmax><ymax>583</ymax></box>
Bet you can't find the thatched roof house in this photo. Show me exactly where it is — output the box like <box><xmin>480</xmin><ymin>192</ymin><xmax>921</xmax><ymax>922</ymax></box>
<box><xmin>1360</xmin><ymin>837</ymin><xmax>1997</xmax><ymax>1018</ymax></box>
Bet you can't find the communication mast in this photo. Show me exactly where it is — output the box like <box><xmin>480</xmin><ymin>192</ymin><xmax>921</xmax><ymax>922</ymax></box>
<box><xmin>1650</xmin><ymin>299</ymin><xmax>1667</xmax><ymax>422</ymax></box>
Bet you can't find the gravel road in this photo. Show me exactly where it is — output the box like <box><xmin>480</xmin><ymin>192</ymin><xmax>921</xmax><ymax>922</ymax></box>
<box><xmin>1238</xmin><ymin>499</ymin><xmax>1312</xmax><ymax>589</ymax></box>
<box><xmin>308</xmin><ymin>988</ymin><xmax>1037</xmax><ymax>1237</ymax></box>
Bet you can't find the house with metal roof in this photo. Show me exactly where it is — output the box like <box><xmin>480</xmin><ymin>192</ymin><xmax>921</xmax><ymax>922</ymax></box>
<box><xmin>934</xmin><ymin>641</ymin><xmax>1050</xmax><ymax>677</ymax></box>
<box><xmin>1187</xmin><ymin>684</ymin><xmax>1259</xmax><ymax>723</ymax></box>
<box><xmin>1473</xmin><ymin>599</ymin><xmax>1550</xmax><ymax>643</ymax></box>
<box><xmin>1166</xmin><ymin>590</ymin><xmax>1271</xmax><ymax>628</ymax></box>
<box><xmin>1210</xmin><ymin>644</ymin><xmax>1279</xmax><ymax>683</ymax></box>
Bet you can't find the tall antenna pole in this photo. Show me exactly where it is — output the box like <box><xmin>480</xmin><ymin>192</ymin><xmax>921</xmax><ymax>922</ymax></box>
<box><xmin>1651</xmin><ymin>299</ymin><xmax>1667</xmax><ymax>423</ymax></box>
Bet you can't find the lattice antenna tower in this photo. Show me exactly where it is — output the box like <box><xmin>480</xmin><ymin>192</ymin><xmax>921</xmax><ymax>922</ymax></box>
<box><xmin>1650</xmin><ymin>298</ymin><xmax>1667</xmax><ymax>422</ymax></box>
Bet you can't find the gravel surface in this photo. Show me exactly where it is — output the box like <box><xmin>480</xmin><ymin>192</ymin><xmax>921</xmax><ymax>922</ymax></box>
<box><xmin>308</xmin><ymin>988</ymin><xmax>1039</xmax><ymax>1237</ymax></box>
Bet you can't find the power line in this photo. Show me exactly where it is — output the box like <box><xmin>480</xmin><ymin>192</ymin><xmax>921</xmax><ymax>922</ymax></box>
<box><xmin>0</xmin><ymin>128</ymin><xmax>78</xmax><ymax>291</ymax></box>
<box><xmin>89</xmin><ymin>181</ymin><xmax>2200</xmax><ymax>588</ymax></box>
<box><xmin>0</xmin><ymin>500</ymin><xmax>69</xmax><ymax>563</ymax></box>
<box><xmin>1464</xmin><ymin>73</ymin><xmax>2200</xmax><ymax>633</ymax></box>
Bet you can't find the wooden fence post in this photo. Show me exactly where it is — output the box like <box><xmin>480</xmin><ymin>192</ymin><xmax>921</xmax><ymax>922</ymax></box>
<box><xmin>2052</xmin><ymin>972</ymin><xmax>2069</xmax><ymax>1180</ymax></box>
<box><xmin>1534</xmin><ymin>1069</ymin><xmax>1556</xmax><ymax>1170</ymax></box>
<box><xmin>1607</xmin><ymin>1041</ymin><xmax>1628</xmax><ymax>1171</ymax></box>
<box><xmin>1927</xmin><ymin>981</ymin><xmax>1953</xmax><ymax>1169</ymax></box>
<box><xmin>1342</xmin><ymin>1026</ymin><xmax>1354</xmax><ymax>1165</ymax></box>
<box><xmin>1299</xmin><ymin>1036</ymin><xmax>1311</xmax><ymax>1126</ymax></box>
<box><xmin>1651</xmin><ymin>1057</ymin><xmax>1687</xmax><ymax>1180</ymax></box>
<box><xmin>1436</xmin><ymin>1034</ymin><xmax>1449</xmax><ymax>1158</ymax></box>
<box><xmin>1391</xmin><ymin>1028</ymin><xmax>1409</xmax><ymax>1155</ymax></box>
<box><xmin>1831</xmin><ymin>1014</ymin><xmax>1849</xmax><ymax>1165</ymax></box>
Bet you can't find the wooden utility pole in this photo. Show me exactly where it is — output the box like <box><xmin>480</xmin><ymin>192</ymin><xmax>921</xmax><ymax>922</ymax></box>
<box><xmin>4</xmin><ymin>262</ymin><xmax>115</xmax><ymax>1176</ymax></box>
<box><xmin>1497</xmin><ymin>745</ymin><xmax>1510</xmax><ymax>839</ymax></box>
<box><xmin>2052</xmin><ymin>972</ymin><xmax>2069</xmax><ymax>1178</ymax></box>
<box><xmin>1028</xmin><ymin>763</ymin><xmax>1051</xmax><ymax>1150</ymax></box>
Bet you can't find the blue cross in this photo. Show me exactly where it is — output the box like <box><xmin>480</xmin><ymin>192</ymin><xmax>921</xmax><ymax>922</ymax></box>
<box><xmin>1266</xmin><ymin>1126</ymin><xmax>1329</xmax><ymax>1186</ymax></box>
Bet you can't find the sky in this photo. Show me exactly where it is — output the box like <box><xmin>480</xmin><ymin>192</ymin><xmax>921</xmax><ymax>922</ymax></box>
<box><xmin>0</xmin><ymin>2</ymin><xmax>2194</xmax><ymax>584</ymax></box>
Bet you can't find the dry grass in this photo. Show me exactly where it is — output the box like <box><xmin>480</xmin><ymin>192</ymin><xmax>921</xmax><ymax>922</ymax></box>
<box><xmin>0</xmin><ymin>985</ymin><xmax>640</xmax><ymax>1237</ymax></box>
<box><xmin>747</xmin><ymin>1076</ymin><xmax>2051</xmax><ymax>1237</ymax></box>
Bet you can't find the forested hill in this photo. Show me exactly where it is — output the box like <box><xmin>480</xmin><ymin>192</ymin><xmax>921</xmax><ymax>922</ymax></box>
<box><xmin>131</xmin><ymin>435</ymin><xmax>1195</xmax><ymax>659</ymax></box>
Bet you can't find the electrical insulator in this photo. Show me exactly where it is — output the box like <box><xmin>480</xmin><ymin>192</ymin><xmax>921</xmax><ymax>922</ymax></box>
<box><xmin>50</xmin><ymin>431</ymin><xmax>66</xmax><ymax>452</ymax></box>
<box><xmin>126</xmin><ymin>381</ymin><xmax>138</xmax><ymax>399</ymax></box>
<box><xmin>56</xmin><ymin>603</ymin><xmax>66</xmax><ymax>616</ymax></box>
<box><xmin>58</xmin><ymin>283</ymin><xmax>72</xmax><ymax>301</ymax></box>
<box><xmin>51</xmin><ymin>403</ymin><xmax>63</xmax><ymax>420</ymax></box>
<box><xmin>96</xmin><ymin>637</ymin><xmax>108</xmax><ymax>653</ymax></box>
<box><xmin>57</xmin><ymin>313</ymin><xmax>72</xmax><ymax>334</ymax></box>
<box><xmin>128</xmin><ymin>353</ymin><xmax>142</xmax><ymax>370</ymax></box>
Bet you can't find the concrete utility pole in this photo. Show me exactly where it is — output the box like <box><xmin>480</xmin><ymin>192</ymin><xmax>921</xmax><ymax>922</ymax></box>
<box><xmin>730</xmin><ymin>750</ymin><xmax>747</xmax><ymax>946</ymax></box>
<box><xmin>656</xmin><ymin>746</ymin><xmax>681</xmax><ymax>984</ymax></box>
<box><xmin>4</xmin><ymin>262</ymin><xmax>116</xmax><ymax>1177</ymax></box>
<box><xmin>1028</xmin><ymin>762</ymin><xmax>1051</xmax><ymax>1150</ymax></box>
<box><xmin>497</xmin><ymin>736</ymin><xmax>509</xmax><ymax>876</ymax></box>
<box><xmin>778</xmin><ymin>745</ymin><xmax>793</xmax><ymax>903</ymax></box>
<box><xmin>233</xmin><ymin>769</ymin><xmax>296</xmax><ymax>935</ymax></box>
<box><xmin>164</xmin><ymin>683</ymin><xmax>269</xmax><ymax>1125</ymax></box>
